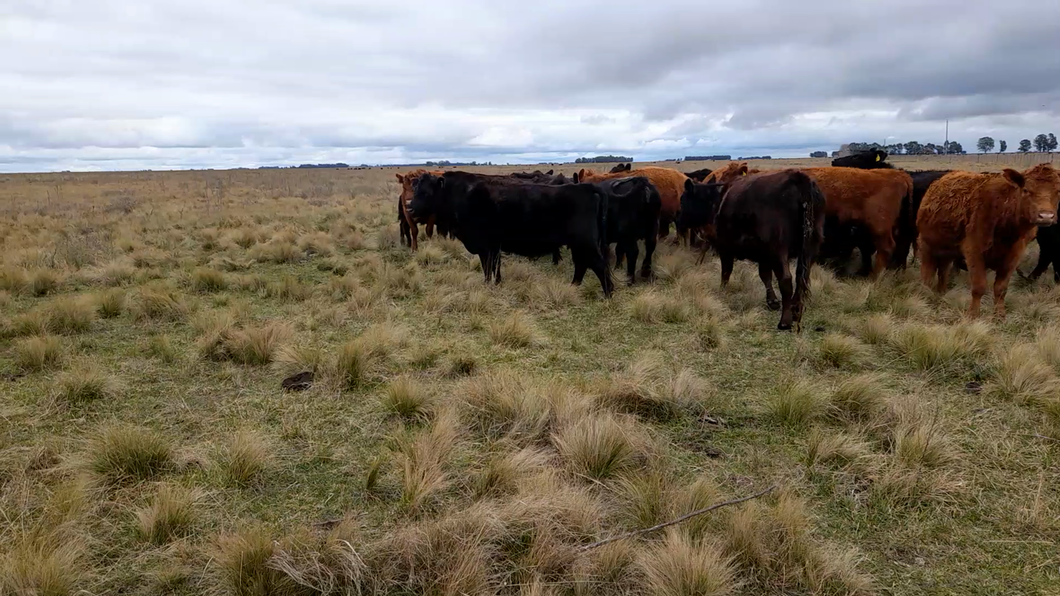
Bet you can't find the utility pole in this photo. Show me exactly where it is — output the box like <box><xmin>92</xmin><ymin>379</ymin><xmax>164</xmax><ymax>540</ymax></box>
<box><xmin>944</xmin><ymin>119</ymin><xmax>949</xmax><ymax>154</ymax></box>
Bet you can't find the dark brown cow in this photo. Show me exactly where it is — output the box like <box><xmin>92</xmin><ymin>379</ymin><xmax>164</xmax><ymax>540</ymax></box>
<box><xmin>679</xmin><ymin>170</ymin><xmax>825</xmax><ymax>330</ymax></box>
<box><xmin>396</xmin><ymin>169</ymin><xmax>445</xmax><ymax>250</ymax></box>
<box><xmin>918</xmin><ymin>164</ymin><xmax>1060</xmax><ymax>318</ymax></box>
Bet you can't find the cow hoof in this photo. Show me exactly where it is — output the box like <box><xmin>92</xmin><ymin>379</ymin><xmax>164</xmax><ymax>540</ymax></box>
<box><xmin>626</xmin><ymin>279</ymin><xmax>636</xmax><ymax>287</ymax></box>
<box><xmin>766</xmin><ymin>298</ymin><xmax>781</xmax><ymax>311</ymax></box>
<box><xmin>777</xmin><ymin>322</ymin><xmax>793</xmax><ymax>331</ymax></box>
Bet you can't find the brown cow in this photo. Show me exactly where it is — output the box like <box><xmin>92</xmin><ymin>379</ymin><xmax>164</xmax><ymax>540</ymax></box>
<box><xmin>917</xmin><ymin>164</ymin><xmax>1060</xmax><ymax>318</ymax></box>
<box><xmin>801</xmin><ymin>167</ymin><xmax>914</xmax><ymax>277</ymax></box>
<box><xmin>396</xmin><ymin>169</ymin><xmax>445</xmax><ymax>250</ymax></box>
<box><xmin>574</xmin><ymin>166</ymin><xmax>688</xmax><ymax>238</ymax></box>
<box><xmin>705</xmin><ymin>161</ymin><xmax>761</xmax><ymax>184</ymax></box>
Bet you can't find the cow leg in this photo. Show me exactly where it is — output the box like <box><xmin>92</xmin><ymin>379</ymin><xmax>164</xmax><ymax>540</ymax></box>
<box><xmin>720</xmin><ymin>254</ymin><xmax>734</xmax><ymax>287</ymax></box>
<box><xmin>759</xmin><ymin>262</ymin><xmax>780</xmax><ymax>310</ymax></box>
<box><xmin>493</xmin><ymin>252</ymin><xmax>503</xmax><ymax>285</ymax></box>
<box><xmin>966</xmin><ymin>257</ymin><xmax>987</xmax><ymax>318</ymax></box>
<box><xmin>919</xmin><ymin>248</ymin><xmax>939</xmax><ymax>291</ymax></box>
<box><xmin>641</xmin><ymin>236</ymin><xmax>657</xmax><ymax>280</ymax></box>
<box><xmin>410</xmin><ymin>222</ymin><xmax>420</xmax><ymax>251</ymax></box>
<box><xmin>624</xmin><ymin>240</ymin><xmax>639</xmax><ymax>286</ymax></box>
<box><xmin>856</xmin><ymin>237</ymin><xmax>875</xmax><ymax>277</ymax></box>
<box><xmin>425</xmin><ymin>221</ymin><xmax>435</xmax><ymax>239</ymax></box>
<box><xmin>1029</xmin><ymin>250</ymin><xmax>1051</xmax><ymax>281</ymax></box>
<box><xmin>586</xmin><ymin>248</ymin><xmax>614</xmax><ymax>298</ymax></box>
<box><xmin>572</xmin><ymin>254</ymin><xmax>588</xmax><ymax>285</ymax></box>
<box><xmin>658</xmin><ymin>214</ymin><xmax>672</xmax><ymax>239</ymax></box>
<box><xmin>775</xmin><ymin>257</ymin><xmax>795</xmax><ymax>331</ymax></box>
<box><xmin>934</xmin><ymin>258</ymin><xmax>953</xmax><ymax>294</ymax></box>
<box><xmin>399</xmin><ymin>217</ymin><xmax>411</xmax><ymax>247</ymax></box>
<box><xmin>553</xmin><ymin>248</ymin><xmax>562</xmax><ymax>265</ymax></box>
<box><xmin>479</xmin><ymin>253</ymin><xmax>492</xmax><ymax>283</ymax></box>
<box><xmin>871</xmin><ymin>232</ymin><xmax>895</xmax><ymax>279</ymax></box>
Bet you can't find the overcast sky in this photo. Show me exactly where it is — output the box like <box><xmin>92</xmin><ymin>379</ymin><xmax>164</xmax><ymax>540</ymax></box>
<box><xmin>3</xmin><ymin>0</ymin><xmax>1060</xmax><ymax>172</ymax></box>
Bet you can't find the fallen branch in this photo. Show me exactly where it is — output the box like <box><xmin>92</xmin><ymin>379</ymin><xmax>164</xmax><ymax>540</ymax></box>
<box><xmin>1027</xmin><ymin>433</ymin><xmax>1060</xmax><ymax>444</ymax></box>
<box><xmin>579</xmin><ymin>484</ymin><xmax>777</xmax><ymax>552</ymax></box>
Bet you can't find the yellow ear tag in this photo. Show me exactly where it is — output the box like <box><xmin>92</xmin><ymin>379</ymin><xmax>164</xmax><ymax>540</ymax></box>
<box><xmin>742</xmin><ymin>171</ymin><xmax>747</xmax><ymax>176</ymax></box>
<box><xmin>875</xmin><ymin>155</ymin><xmax>881</xmax><ymax>162</ymax></box>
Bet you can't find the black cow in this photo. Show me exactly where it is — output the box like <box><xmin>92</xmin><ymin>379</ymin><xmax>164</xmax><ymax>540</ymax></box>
<box><xmin>831</xmin><ymin>149</ymin><xmax>890</xmax><ymax>169</ymax></box>
<box><xmin>684</xmin><ymin>168</ymin><xmax>714</xmax><ymax>182</ymax></box>
<box><xmin>510</xmin><ymin>170</ymin><xmax>555</xmax><ymax>182</ymax></box>
<box><xmin>679</xmin><ymin>170</ymin><xmax>825</xmax><ymax>330</ymax></box>
<box><xmin>1027</xmin><ymin>225</ymin><xmax>1060</xmax><ymax>282</ymax></box>
<box><xmin>609</xmin><ymin>163</ymin><xmax>633</xmax><ymax>173</ymax></box>
<box><xmin>408</xmin><ymin>172</ymin><xmax>614</xmax><ymax>296</ymax></box>
<box><xmin>591</xmin><ymin>176</ymin><xmax>661</xmax><ymax>284</ymax></box>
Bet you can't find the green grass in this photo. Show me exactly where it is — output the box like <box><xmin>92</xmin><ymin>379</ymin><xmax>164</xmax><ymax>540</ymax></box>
<box><xmin>1</xmin><ymin>165</ymin><xmax>1058</xmax><ymax>595</ymax></box>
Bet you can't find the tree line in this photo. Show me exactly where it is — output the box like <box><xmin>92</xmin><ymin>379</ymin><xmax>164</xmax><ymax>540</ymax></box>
<box><xmin>977</xmin><ymin>134</ymin><xmax>1058</xmax><ymax>154</ymax></box>
<box><xmin>575</xmin><ymin>155</ymin><xmax>632</xmax><ymax>164</ymax></box>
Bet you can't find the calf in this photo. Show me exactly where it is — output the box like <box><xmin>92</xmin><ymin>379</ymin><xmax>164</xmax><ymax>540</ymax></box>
<box><xmin>918</xmin><ymin>164</ymin><xmax>1060</xmax><ymax>318</ymax></box>
<box><xmin>396</xmin><ymin>169</ymin><xmax>446</xmax><ymax>250</ymax></box>
<box><xmin>408</xmin><ymin>172</ymin><xmax>614</xmax><ymax>296</ymax></box>
<box><xmin>590</xmin><ymin>176</ymin><xmax>662</xmax><ymax>284</ymax></box>
<box><xmin>575</xmin><ymin>166</ymin><xmax>689</xmax><ymax>239</ymax></box>
<box><xmin>680</xmin><ymin>170</ymin><xmax>825</xmax><ymax>330</ymax></box>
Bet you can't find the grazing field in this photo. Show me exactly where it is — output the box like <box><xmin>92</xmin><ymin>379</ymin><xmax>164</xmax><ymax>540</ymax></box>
<box><xmin>1</xmin><ymin>159</ymin><xmax>1059</xmax><ymax>595</ymax></box>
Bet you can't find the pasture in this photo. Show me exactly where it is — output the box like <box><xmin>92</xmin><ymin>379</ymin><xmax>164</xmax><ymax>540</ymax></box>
<box><xmin>1</xmin><ymin>156</ymin><xmax>1059</xmax><ymax>595</ymax></box>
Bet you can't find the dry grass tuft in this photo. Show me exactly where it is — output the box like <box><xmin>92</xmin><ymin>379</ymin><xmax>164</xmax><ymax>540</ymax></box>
<box><xmin>857</xmin><ymin>313</ymin><xmax>894</xmax><ymax>345</ymax></box>
<box><xmin>27</xmin><ymin>268</ymin><xmax>61</xmax><ymax>296</ymax></box>
<box><xmin>630</xmin><ymin>290</ymin><xmax>691</xmax><ymax>324</ymax></box>
<box><xmin>694</xmin><ymin>315</ymin><xmax>728</xmax><ymax>351</ymax></box>
<box><xmin>273</xmin><ymin>344</ymin><xmax>325</xmax><ymax>375</ymax></box>
<box><xmin>767</xmin><ymin>379</ymin><xmax>825</xmax><ymax>427</ymax></box>
<box><xmin>805</xmin><ymin>428</ymin><xmax>874</xmax><ymax>468</ymax></box>
<box><xmin>617</xmin><ymin>469</ymin><xmax>671</xmax><ymax>529</ymax></box>
<box><xmin>828</xmin><ymin>374</ymin><xmax>887</xmax><ymax>422</ymax></box>
<box><xmin>638</xmin><ymin>530</ymin><xmax>737</xmax><ymax>596</ymax></box>
<box><xmin>132</xmin><ymin>287</ymin><xmax>190</xmax><ymax>321</ymax></box>
<box><xmin>0</xmin><ymin>529</ymin><xmax>85</xmax><ymax>596</ymax></box>
<box><xmin>267</xmin><ymin>519</ymin><xmax>367</xmax><ymax>594</ymax></box>
<box><xmin>213</xmin><ymin>524</ymin><xmax>294</xmax><ymax>596</ymax></box>
<box><xmin>43</xmin><ymin>297</ymin><xmax>96</xmax><ymax>334</ymax></box>
<box><xmin>135</xmin><ymin>483</ymin><xmax>200</xmax><ymax>545</ymax></box>
<box><xmin>147</xmin><ymin>334</ymin><xmax>178</xmax><ymax>363</ymax></box>
<box><xmin>219</xmin><ymin>430</ymin><xmax>275</xmax><ymax>487</ymax></box>
<box><xmin>56</xmin><ymin>364</ymin><xmax>117</xmax><ymax>404</ymax></box>
<box><xmin>198</xmin><ymin>321</ymin><xmax>291</xmax><ymax>365</ymax></box>
<box><xmin>889</xmin><ymin>321</ymin><xmax>992</xmax><ymax>372</ymax></box>
<box><xmin>462</xmin><ymin>370</ymin><xmax>552</xmax><ymax>441</ymax></box>
<box><xmin>88</xmin><ymin>424</ymin><xmax>173</xmax><ymax>483</ymax></box>
<box><xmin>598</xmin><ymin>356</ymin><xmax>719</xmax><ymax>420</ymax></box>
<box><xmin>990</xmin><ymin>345</ymin><xmax>1058</xmax><ymax>404</ymax></box>
<box><xmin>553</xmin><ymin>413</ymin><xmax>647</xmax><ymax>480</ymax></box>
<box><xmin>382</xmin><ymin>376</ymin><xmax>434</xmax><ymax>421</ymax></box>
<box><xmin>817</xmin><ymin>333</ymin><xmax>868</xmax><ymax>369</ymax></box>
<box><xmin>472</xmin><ymin>447</ymin><xmax>551</xmax><ymax>499</ymax></box>
<box><xmin>0</xmin><ymin>266</ymin><xmax>28</xmax><ymax>293</ymax></box>
<box><xmin>488</xmin><ymin>311</ymin><xmax>541</xmax><ymax>348</ymax></box>
<box><xmin>330</xmin><ymin>340</ymin><xmax>376</xmax><ymax>389</ymax></box>
<box><xmin>94</xmin><ymin>288</ymin><xmax>126</xmax><ymax>318</ymax></box>
<box><xmin>397</xmin><ymin>411</ymin><xmax>459</xmax><ymax>513</ymax></box>
<box><xmin>14</xmin><ymin>335</ymin><xmax>65</xmax><ymax>372</ymax></box>
<box><xmin>190</xmin><ymin>267</ymin><xmax>228</xmax><ymax>292</ymax></box>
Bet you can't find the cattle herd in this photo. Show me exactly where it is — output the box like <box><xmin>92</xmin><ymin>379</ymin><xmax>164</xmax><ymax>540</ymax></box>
<box><xmin>394</xmin><ymin>152</ymin><xmax>1060</xmax><ymax>330</ymax></box>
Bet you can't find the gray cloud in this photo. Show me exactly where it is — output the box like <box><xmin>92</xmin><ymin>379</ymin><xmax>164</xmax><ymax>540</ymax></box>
<box><xmin>2</xmin><ymin>0</ymin><xmax>1059</xmax><ymax>172</ymax></box>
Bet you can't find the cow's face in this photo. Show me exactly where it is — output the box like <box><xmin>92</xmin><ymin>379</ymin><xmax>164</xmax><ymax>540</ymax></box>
<box><xmin>1012</xmin><ymin>165</ymin><xmax>1060</xmax><ymax>226</ymax></box>
<box><xmin>407</xmin><ymin>173</ymin><xmax>443</xmax><ymax>221</ymax></box>
<box><xmin>679</xmin><ymin>179</ymin><xmax>725</xmax><ymax>229</ymax></box>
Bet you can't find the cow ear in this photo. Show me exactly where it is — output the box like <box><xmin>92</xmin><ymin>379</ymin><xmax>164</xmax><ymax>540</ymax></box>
<box><xmin>684</xmin><ymin>178</ymin><xmax>695</xmax><ymax>194</ymax></box>
<box><xmin>396</xmin><ymin>173</ymin><xmax>403</xmax><ymax>182</ymax></box>
<box><xmin>738</xmin><ymin>164</ymin><xmax>749</xmax><ymax>176</ymax></box>
<box><xmin>436</xmin><ymin>176</ymin><xmax>445</xmax><ymax>189</ymax></box>
<box><xmin>1002</xmin><ymin>169</ymin><xmax>1025</xmax><ymax>188</ymax></box>
<box><xmin>572</xmin><ymin>172</ymin><xmax>580</xmax><ymax>183</ymax></box>
<box><xmin>546</xmin><ymin>169</ymin><xmax>553</xmax><ymax>175</ymax></box>
<box><xmin>624</xmin><ymin>163</ymin><xmax>631</xmax><ymax>171</ymax></box>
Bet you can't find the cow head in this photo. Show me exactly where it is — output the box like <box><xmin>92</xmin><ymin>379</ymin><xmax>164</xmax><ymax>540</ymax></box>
<box><xmin>706</xmin><ymin>162</ymin><xmax>754</xmax><ymax>185</ymax></box>
<box><xmin>1013</xmin><ymin>164</ymin><xmax>1060</xmax><ymax>226</ymax></box>
<box><xmin>679</xmin><ymin>178</ymin><xmax>726</xmax><ymax>230</ymax></box>
<box><xmin>574</xmin><ymin>168</ymin><xmax>599</xmax><ymax>184</ymax></box>
<box><xmin>609</xmin><ymin>163</ymin><xmax>632</xmax><ymax>173</ymax></box>
<box><xmin>407</xmin><ymin>173</ymin><xmax>444</xmax><ymax>222</ymax></box>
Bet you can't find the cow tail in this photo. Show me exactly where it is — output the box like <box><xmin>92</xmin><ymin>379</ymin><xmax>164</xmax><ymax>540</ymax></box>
<box><xmin>596</xmin><ymin>188</ymin><xmax>609</xmax><ymax>254</ymax></box>
<box><xmin>792</xmin><ymin>173</ymin><xmax>822</xmax><ymax>326</ymax></box>
<box><xmin>895</xmin><ymin>177</ymin><xmax>916</xmax><ymax>268</ymax></box>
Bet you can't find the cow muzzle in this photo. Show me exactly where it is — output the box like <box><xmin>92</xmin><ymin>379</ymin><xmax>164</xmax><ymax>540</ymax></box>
<box><xmin>1037</xmin><ymin>212</ymin><xmax>1057</xmax><ymax>226</ymax></box>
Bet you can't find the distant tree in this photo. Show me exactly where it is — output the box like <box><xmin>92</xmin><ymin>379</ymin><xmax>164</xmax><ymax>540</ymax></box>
<box><xmin>998</xmin><ymin>140</ymin><xmax>1007</xmax><ymax>153</ymax></box>
<box><xmin>809</xmin><ymin>151</ymin><xmax>828</xmax><ymax>158</ymax></box>
<box><xmin>977</xmin><ymin>136</ymin><xmax>995</xmax><ymax>154</ymax></box>
<box><xmin>1019</xmin><ymin>139</ymin><xmax>1032</xmax><ymax>153</ymax></box>
<box><xmin>903</xmin><ymin>141</ymin><xmax>922</xmax><ymax>155</ymax></box>
<box><xmin>887</xmin><ymin>143</ymin><xmax>904</xmax><ymax>155</ymax></box>
<box><xmin>1034</xmin><ymin>134</ymin><xmax>1049</xmax><ymax>152</ymax></box>
<box><xmin>1048</xmin><ymin>133</ymin><xmax>1058</xmax><ymax>153</ymax></box>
